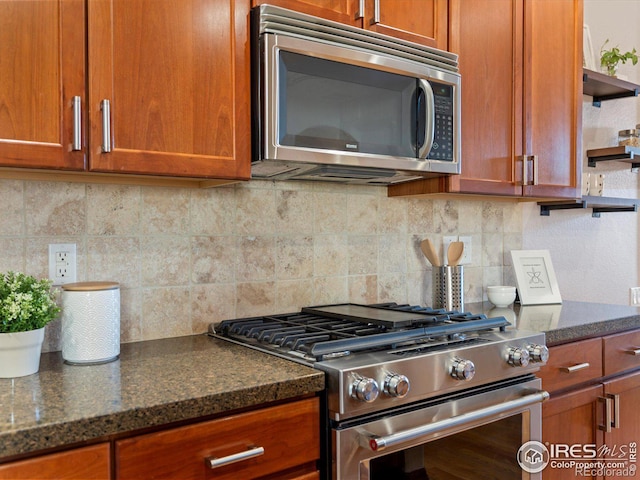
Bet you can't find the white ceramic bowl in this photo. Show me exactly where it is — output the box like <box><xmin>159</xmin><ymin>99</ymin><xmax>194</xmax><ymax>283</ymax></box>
<box><xmin>487</xmin><ymin>286</ymin><xmax>516</xmax><ymax>308</ymax></box>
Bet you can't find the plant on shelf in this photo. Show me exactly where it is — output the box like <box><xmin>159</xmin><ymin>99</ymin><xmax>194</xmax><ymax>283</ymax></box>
<box><xmin>600</xmin><ymin>39</ymin><xmax>638</xmax><ymax>77</ymax></box>
<box><xmin>0</xmin><ymin>271</ymin><xmax>61</xmax><ymax>378</ymax></box>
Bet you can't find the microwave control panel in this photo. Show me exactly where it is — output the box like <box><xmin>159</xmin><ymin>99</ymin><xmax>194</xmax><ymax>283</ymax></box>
<box><xmin>429</xmin><ymin>82</ymin><xmax>454</xmax><ymax>162</ymax></box>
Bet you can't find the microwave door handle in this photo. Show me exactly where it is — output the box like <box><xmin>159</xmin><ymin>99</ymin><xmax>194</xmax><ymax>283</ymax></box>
<box><xmin>417</xmin><ymin>79</ymin><xmax>435</xmax><ymax>160</ymax></box>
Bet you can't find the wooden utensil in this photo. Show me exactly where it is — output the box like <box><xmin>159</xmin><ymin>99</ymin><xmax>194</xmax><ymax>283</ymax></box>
<box><xmin>420</xmin><ymin>239</ymin><xmax>441</xmax><ymax>267</ymax></box>
<box><xmin>447</xmin><ymin>241</ymin><xmax>465</xmax><ymax>266</ymax></box>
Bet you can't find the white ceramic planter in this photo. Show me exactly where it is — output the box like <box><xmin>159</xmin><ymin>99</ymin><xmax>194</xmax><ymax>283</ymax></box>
<box><xmin>0</xmin><ymin>327</ymin><xmax>45</xmax><ymax>378</ymax></box>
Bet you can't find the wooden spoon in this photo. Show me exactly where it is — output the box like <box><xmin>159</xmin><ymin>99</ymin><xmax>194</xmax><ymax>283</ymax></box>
<box><xmin>420</xmin><ymin>239</ymin><xmax>441</xmax><ymax>267</ymax></box>
<box><xmin>447</xmin><ymin>241</ymin><xmax>465</xmax><ymax>266</ymax></box>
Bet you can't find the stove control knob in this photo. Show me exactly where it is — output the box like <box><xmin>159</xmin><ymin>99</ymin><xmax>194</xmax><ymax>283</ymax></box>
<box><xmin>351</xmin><ymin>376</ymin><xmax>379</xmax><ymax>403</ymax></box>
<box><xmin>526</xmin><ymin>344</ymin><xmax>550</xmax><ymax>363</ymax></box>
<box><xmin>507</xmin><ymin>347</ymin><xmax>530</xmax><ymax>367</ymax></box>
<box><xmin>451</xmin><ymin>358</ymin><xmax>475</xmax><ymax>381</ymax></box>
<box><xmin>383</xmin><ymin>373</ymin><xmax>410</xmax><ymax>398</ymax></box>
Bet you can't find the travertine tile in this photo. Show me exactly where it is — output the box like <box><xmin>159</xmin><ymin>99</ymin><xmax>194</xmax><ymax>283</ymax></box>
<box><xmin>141</xmin><ymin>187</ymin><xmax>190</xmax><ymax>235</ymax></box>
<box><xmin>312</xmin><ymin>276</ymin><xmax>348</xmax><ymax>305</ymax></box>
<box><xmin>432</xmin><ymin>199</ymin><xmax>458</xmax><ymax>234</ymax></box>
<box><xmin>87</xmin><ymin>237</ymin><xmax>140</xmax><ymax>288</ymax></box>
<box><xmin>141</xmin><ymin>236</ymin><xmax>190</xmax><ymax>286</ymax></box>
<box><xmin>377</xmin><ymin>234</ymin><xmax>407</xmax><ymax>273</ymax></box>
<box><xmin>191</xmin><ymin>283</ymin><xmax>236</xmax><ymax>333</ymax></box>
<box><xmin>482</xmin><ymin>202</ymin><xmax>504</xmax><ymax>233</ymax></box>
<box><xmin>407</xmin><ymin>198</ymin><xmax>434</xmax><ymax>234</ymax></box>
<box><xmin>236</xmin><ymin>236</ymin><xmax>275</xmax><ymax>282</ymax></box>
<box><xmin>0</xmin><ymin>238</ymin><xmax>25</xmax><ymax>273</ymax></box>
<box><xmin>377</xmin><ymin>273</ymin><xmax>407</xmax><ymax>304</ymax></box>
<box><xmin>0</xmin><ymin>180</ymin><xmax>24</xmax><ymax>236</ymax></box>
<box><xmin>25</xmin><ymin>182</ymin><xmax>85</xmax><ymax>236</ymax></box>
<box><xmin>190</xmin><ymin>187</ymin><xmax>236</xmax><ymax>235</ymax></box>
<box><xmin>347</xmin><ymin>275</ymin><xmax>378</xmax><ymax>304</ymax></box>
<box><xmin>120</xmin><ymin>288</ymin><xmax>142</xmax><ymax>344</ymax></box>
<box><xmin>141</xmin><ymin>287</ymin><xmax>191</xmax><ymax>340</ymax></box>
<box><xmin>378</xmin><ymin>197</ymin><xmax>408</xmax><ymax>234</ymax></box>
<box><xmin>314</xmin><ymin>191</ymin><xmax>347</xmax><ymax>234</ymax></box>
<box><xmin>236</xmin><ymin>281</ymin><xmax>276</xmax><ymax>317</ymax></box>
<box><xmin>275</xmin><ymin>278</ymin><xmax>314</xmax><ymax>313</ymax></box>
<box><xmin>348</xmin><ymin>235</ymin><xmax>377</xmax><ymax>275</ymax></box>
<box><xmin>314</xmin><ymin>234</ymin><xmax>348</xmax><ymax>276</ymax></box>
<box><xmin>347</xmin><ymin>193</ymin><xmax>378</xmax><ymax>234</ymax></box>
<box><xmin>275</xmin><ymin>188</ymin><xmax>315</xmax><ymax>235</ymax></box>
<box><xmin>86</xmin><ymin>184</ymin><xmax>141</xmax><ymax>236</ymax></box>
<box><xmin>191</xmin><ymin>236</ymin><xmax>236</xmax><ymax>284</ymax></box>
<box><xmin>235</xmin><ymin>184</ymin><xmax>276</xmax><ymax>235</ymax></box>
<box><xmin>276</xmin><ymin>236</ymin><xmax>313</xmax><ymax>280</ymax></box>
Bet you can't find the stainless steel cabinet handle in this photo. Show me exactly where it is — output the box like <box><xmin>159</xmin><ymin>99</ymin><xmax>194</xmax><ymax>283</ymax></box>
<box><xmin>531</xmin><ymin>154</ymin><xmax>539</xmax><ymax>185</ymax></box>
<box><xmin>371</xmin><ymin>0</ymin><xmax>381</xmax><ymax>24</ymax></box>
<box><xmin>626</xmin><ymin>348</ymin><xmax>640</xmax><ymax>356</ymax></box>
<box><xmin>360</xmin><ymin>390</ymin><xmax>549</xmax><ymax>452</ymax></box>
<box><xmin>417</xmin><ymin>78</ymin><xmax>435</xmax><ymax>160</ymax></box>
<box><xmin>206</xmin><ymin>446</ymin><xmax>264</xmax><ymax>469</ymax></box>
<box><xmin>559</xmin><ymin>362</ymin><xmax>590</xmax><ymax>373</ymax></box>
<box><xmin>101</xmin><ymin>99</ymin><xmax>112</xmax><ymax>153</ymax></box>
<box><xmin>519</xmin><ymin>155</ymin><xmax>539</xmax><ymax>186</ymax></box>
<box><xmin>598</xmin><ymin>395</ymin><xmax>612</xmax><ymax>432</ymax></box>
<box><xmin>72</xmin><ymin>96</ymin><xmax>82</xmax><ymax>151</ymax></box>
<box><xmin>355</xmin><ymin>0</ymin><xmax>364</xmax><ymax>19</ymax></box>
<box><xmin>608</xmin><ymin>393</ymin><xmax>620</xmax><ymax>429</ymax></box>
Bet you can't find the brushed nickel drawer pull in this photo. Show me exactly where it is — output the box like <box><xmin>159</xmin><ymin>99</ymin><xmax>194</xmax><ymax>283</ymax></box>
<box><xmin>101</xmin><ymin>99</ymin><xmax>112</xmax><ymax>153</ymax></box>
<box><xmin>608</xmin><ymin>393</ymin><xmax>620</xmax><ymax>429</ymax></box>
<box><xmin>72</xmin><ymin>96</ymin><xmax>82</xmax><ymax>151</ymax></box>
<box><xmin>598</xmin><ymin>396</ymin><xmax>612</xmax><ymax>432</ymax></box>
<box><xmin>560</xmin><ymin>362</ymin><xmax>590</xmax><ymax>373</ymax></box>
<box><xmin>355</xmin><ymin>0</ymin><xmax>364</xmax><ymax>19</ymax></box>
<box><xmin>626</xmin><ymin>348</ymin><xmax>640</xmax><ymax>356</ymax></box>
<box><xmin>206</xmin><ymin>446</ymin><xmax>264</xmax><ymax>469</ymax></box>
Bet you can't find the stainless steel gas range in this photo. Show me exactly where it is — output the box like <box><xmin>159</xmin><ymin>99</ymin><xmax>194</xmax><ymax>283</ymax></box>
<box><xmin>210</xmin><ymin>302</ymin><xmax>550</xmax><ymax>479</ymax></box>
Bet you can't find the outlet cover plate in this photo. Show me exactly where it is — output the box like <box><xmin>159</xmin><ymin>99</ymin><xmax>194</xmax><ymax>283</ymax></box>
<box><xmin>49</xmin><ymin>243</ymin><xmax>77</xmax><ymax>285</ymax></box>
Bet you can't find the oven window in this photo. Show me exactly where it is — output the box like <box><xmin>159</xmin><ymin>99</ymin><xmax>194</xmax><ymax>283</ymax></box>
<box><xmin>277</xmin><ymin>51</ymin><xmax>417</xmax><ymax>157</ymax></box>
<box><xmin>369</xmin><ymin>414</ymin><xmax>525</xmax><ymax>480</ymax></box>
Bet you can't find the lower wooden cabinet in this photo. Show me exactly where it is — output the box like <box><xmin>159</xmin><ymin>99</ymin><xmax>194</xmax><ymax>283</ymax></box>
<box><xmin>0</xmin><ymin>443</ymin><xmax>110</xmax><ymax>480</ymax></box>
<box><xmin>115</xmin><ymin>397</ymin><xmax>320</xmax><ymax>480</ymax></box>
<box><xmin>540</xmin><ymin>329</ymin><xmax>640</xmax><ymax>480</ymax></box>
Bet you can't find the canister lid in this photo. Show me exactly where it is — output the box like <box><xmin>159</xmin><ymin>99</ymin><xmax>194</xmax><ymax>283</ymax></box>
<box><xmin>62</xmin><ymin>281</ymin><xmax>120</xmax><ymax>291</ymax></box>
<box><xmin>618</xmin><ymin>129</ymin><xmax>640</xmax><ymax>136</ymax></box>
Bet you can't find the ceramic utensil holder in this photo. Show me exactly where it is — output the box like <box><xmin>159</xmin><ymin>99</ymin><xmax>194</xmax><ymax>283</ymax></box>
<box><xmin>433</xmin><ymin>266</ymin><xmax>464</xmax><ymax>311</ymax></box>
<box><xmin>61</xmin><ymin>281</ymin><xmax>120</xmax><ymax>365</ymax></box>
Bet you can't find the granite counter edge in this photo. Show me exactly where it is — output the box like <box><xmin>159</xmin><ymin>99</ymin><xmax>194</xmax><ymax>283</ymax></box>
<box><xmin>0</xmin><ymin>373</ymin><xmax>325</xmax><ymax>461</ymax></box>
<box><xmin>546</xmin><ymin>314</ymin><xmax>640</xmax><ymax>345</ymax></box>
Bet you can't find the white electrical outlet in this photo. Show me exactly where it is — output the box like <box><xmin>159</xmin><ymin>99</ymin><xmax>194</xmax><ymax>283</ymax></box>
<box><xmin>630</xmin><ymin>287</ymin><xmax>640</xmax><ymax>306</ymax></box>
<box><xmin>458</xmin><ymin>236</ymin><xmax>473</xmax><ymax>265</ymax></box>
<box><xmin>49</xmin><ymin>243</ymin><xmax>77</xmax><ymax>285</ymax></box>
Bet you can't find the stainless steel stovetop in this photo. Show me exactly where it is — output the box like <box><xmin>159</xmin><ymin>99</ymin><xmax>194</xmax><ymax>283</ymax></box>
<box><xmin>209</xmin><ymin>303</ymin><xmax>548</xmax><ymax>421</ymax></box>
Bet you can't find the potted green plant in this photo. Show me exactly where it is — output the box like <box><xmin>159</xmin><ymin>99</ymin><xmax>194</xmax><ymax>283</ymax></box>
<box><xmin>600</xmin><ymin>39</ymin><xmax>638</xmax><ymax>77</ymax></box>
<box><xmin>0</xmin><ymin>271</ymin><xmax>61</xmax><ymax>377</ymax></box>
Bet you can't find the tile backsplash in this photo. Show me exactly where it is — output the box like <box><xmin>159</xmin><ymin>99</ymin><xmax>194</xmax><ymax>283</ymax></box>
<box><xmin>0</xmin><ymin>178</ymin><xmax>522</xmax><ymax>352</ymax></box>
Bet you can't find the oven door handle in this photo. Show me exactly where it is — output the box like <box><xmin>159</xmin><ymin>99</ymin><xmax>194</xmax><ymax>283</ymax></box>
<box><xmin>360</xmin><ymin>389</ymin><xmax>549</xmax><ymax>452</ymax></box>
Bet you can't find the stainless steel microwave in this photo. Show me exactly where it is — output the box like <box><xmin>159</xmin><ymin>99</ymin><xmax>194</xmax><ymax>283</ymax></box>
<box><xmin>251</xmin><ymin>5</ymin><xmax>461</xmax><ymax>185</ymax></box>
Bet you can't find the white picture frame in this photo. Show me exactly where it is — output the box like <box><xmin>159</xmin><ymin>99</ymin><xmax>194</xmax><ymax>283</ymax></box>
<box><xmin>583</xmin><ymin>24</ymin><xmax>597</xmax><ymax>71</ymax></box>
<box><xmin>510</xmin><ymin>250</ymin><xmax>562</xmax><ymax>305</ymax></box>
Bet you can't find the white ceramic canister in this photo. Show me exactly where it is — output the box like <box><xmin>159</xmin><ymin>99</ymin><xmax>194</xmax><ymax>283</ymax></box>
<box><xmin>61</xmin><ymin>282</ymin><xmax>120</xmax><ymax>364</ymax></box>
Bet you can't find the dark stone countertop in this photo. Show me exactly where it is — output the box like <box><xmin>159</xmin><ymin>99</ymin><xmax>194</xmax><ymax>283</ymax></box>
<box><xmin>471</xmin><ymin>299</ymin><xmax>640</xmax><ymax>345</ymax></box>
<box><xmin>0</xmin><ymin>334</ymin><xmax>324</xmax><ymax>461</ymax></box>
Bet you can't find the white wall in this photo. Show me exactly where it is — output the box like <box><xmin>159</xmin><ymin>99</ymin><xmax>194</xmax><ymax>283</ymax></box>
<box><xmin>522</xmin><ymin>0</ymin><xmax>640</xmax><ymax>305</ymax></box>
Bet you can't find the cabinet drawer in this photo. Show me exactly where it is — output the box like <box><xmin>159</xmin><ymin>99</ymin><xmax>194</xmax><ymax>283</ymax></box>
<box><xmin>116</xmin><ymin>397</ymin><xmax>319</xmax><ymax>480</ymax></box>
<box><xmin>538</xmin><ymin>338</ymin><xmax>603</xmax><ymax>392</ymax></box>
<box><xmin>0</xmin><ymin>443</ymin><xmax>110</xmax><ymax>480</ymax></box>
<box><xmin>603</xmin><ymin>329</ymin><xmax>640</xmax><ymax>377</ymax></box>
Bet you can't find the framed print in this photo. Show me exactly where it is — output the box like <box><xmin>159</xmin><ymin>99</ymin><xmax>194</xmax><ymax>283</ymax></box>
<box><xmin>510</xmin><ymin>250</ymin><xmax>562</xmax><ymax>305</ymax></box>
<box><xmin>583</xmin><ymin>25</ymin><xmax>597</xmax><ymax>70</ymax></box>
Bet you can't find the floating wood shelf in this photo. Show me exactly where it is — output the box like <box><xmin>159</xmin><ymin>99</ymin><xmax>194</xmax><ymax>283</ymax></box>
<box><xmin>587</xmin><ymin>145</ymin><xmax>640</xmax><ymax>170</ymax></box>
<box><xmin>538</xmin><ymin>196</ymin><xmax>638</xmax><ymax>218</ymax></box>
<box><xmin>583</xmin><ymin>68</ymin><xmax>640</xmax><ymax>107</ymax></box>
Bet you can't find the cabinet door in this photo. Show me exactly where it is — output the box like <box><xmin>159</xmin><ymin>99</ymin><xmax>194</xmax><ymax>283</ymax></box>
<box><xmin>251</xmin><ymin>0</ymin><xmax>360</xmax><ymax>25</ymax></box>
<box><xmin>542</xmin><ymin>384</ymin><xmax>604</xmax><ymax>480</ymax></box>
<box><xmin>603</xmin><ymin>371</ymin><xmax>640</xmax><ymax>464</ymax></box>
<box><xmin>363</xmin><ymin>0</ymin><xmax>448</xmax><ymax>49</ymax></box>
<box><xmin>0</xmin><ymin>0</ymin><xmax>86</xmax><ymax>170</ymax></box>
<box><xmin>0</xmin><ymin>443</ymin><xmax>110</xmax><ymax>480</ymax></box>
<box><xmin>522</xmin><ymin>0</ymin><xmax>582</xmax><ymax>198</ymax></box>
<box><xmin>87</xmin><ymin>0</ymin><xmax>251</xmax><ymax>180</ymax></box>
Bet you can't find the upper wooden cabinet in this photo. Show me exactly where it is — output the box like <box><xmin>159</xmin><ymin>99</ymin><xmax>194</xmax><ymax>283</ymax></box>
<box><xmin>0</xmin><ymin>0</ymin><xmax>251</xmax><ymax>181</ymax></box>
<box><xmin>389</xmin><ymin>0</ymin><xmax>582</xmax><ymax>199</ymax></box>
<box><xmin>0</xmin><ymin>0</ymin><xmax>86</xmax><ymax>171</ymax></box>
<box><xmin>251</xmin><ymin>0</ymin><xmax>448</xmax><ymax>49</ymax></box>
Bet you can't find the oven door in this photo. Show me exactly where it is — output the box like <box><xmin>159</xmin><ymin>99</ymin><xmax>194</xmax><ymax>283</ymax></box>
<box><xmin>333</xmin><ymin>377</ymin><xmax>548</xmax><ymax>480</ymax></box>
